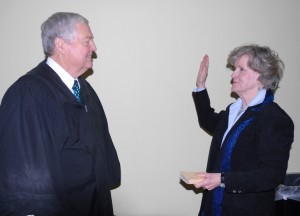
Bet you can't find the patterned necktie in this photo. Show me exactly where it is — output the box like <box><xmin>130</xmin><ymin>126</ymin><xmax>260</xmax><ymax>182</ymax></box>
<box><xmin>72</xmin><ymin>80</ymin><xmax>82</xmax><ymax>103</ymax></box>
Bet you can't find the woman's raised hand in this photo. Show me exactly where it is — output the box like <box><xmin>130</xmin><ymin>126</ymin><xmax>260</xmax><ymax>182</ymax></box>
<box><xmin>196</xmin><ymin>55</ymin><xmax>209</xmax><ymax>88</ymax></box>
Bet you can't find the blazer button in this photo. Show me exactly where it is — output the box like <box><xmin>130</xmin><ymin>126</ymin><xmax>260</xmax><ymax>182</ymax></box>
<box><xmin>238</xmin><ymin>190</ymin><xmax>242</xmax><ymax>193</ymax></box>
<box><xmin>233</xmin><ymin>190</ymin><xmax>236</xmax><ymax>193</ymax></box>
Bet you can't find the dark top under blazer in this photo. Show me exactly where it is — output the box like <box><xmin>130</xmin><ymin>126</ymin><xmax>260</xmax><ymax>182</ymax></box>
<box><xmin>193</xmin><ymin>89</ymin><xmax>294</xmax><ymax>216</ymax></box>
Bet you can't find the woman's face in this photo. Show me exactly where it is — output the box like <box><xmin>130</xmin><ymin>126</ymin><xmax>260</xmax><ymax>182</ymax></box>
<box><xmin>231</xmin><ymin>55</ymin><xmax>261</xmax><ymax>99</ymax></box>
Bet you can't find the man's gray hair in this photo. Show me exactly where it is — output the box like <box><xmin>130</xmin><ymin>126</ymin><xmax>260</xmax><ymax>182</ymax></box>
<box><xmin>41</xmin><ymin>12</ymin><xmax>89</xmax><ymax>56</ymax></box>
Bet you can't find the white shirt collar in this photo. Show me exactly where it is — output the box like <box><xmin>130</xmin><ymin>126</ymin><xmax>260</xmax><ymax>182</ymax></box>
<box><xmin>46</xmin><ymin>57</ymin><xmax>79</xmax><ymax>92</ymax></box>
<box><xmin>221</xmin><ymin>89</ymin><xmax>267</xmax><ymax>145</ymax></box>
<box><xmin>230</xmin><ymin>88</ymin><xmax>267</xmax><ymax>112</ymax></box>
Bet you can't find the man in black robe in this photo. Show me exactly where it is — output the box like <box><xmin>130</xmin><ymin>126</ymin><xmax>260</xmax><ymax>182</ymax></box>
<box><xmin>0</xmin><ymin>12</ymin><xmax>121</xmax><ymax>216</ymax></box>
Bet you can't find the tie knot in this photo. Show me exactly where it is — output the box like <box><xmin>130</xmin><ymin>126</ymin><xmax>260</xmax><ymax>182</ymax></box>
<box><xmin>72</xmin><ymin>80</ymin><xmax>82</xmax><ymax>103</ymax></box>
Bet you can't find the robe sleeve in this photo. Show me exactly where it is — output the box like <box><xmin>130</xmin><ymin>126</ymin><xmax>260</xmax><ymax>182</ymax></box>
<box><xmin>0</xmin><ymin>77</ymin><xmax>64</xmax><ymax>215</ymax></box>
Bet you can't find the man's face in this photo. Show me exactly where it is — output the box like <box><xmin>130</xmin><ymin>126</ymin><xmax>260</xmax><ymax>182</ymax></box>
<box><xmin>64</xmin><ymin>22</ymin><xmax>97</xmax><ymax>77</ymax></box>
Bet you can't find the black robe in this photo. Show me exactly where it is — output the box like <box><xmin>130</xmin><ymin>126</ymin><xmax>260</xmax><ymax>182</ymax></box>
<box><xmin>0</xmin><ymin>60</ymin><xmax>121</xmax><ymax>216</ymax></box>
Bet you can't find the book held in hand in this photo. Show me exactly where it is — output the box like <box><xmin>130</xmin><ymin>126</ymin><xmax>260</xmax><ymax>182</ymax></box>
<box><xmin>180</xmin><ymin>171</ymin><xmax>205</xmax><ymax>184</ymax></box>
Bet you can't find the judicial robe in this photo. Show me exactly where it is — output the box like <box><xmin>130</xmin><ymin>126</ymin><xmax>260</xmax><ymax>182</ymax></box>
<box><xmin>0</xmin><ymin>60</ymin><xmax>121</xmax><ymax>216</ymax></box>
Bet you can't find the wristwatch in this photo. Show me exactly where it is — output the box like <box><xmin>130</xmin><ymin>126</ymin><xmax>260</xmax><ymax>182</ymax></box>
<box><xmin>220</xmin><ymin>172</ymin><xmax>225</xmax><ymax>188</ymax></box>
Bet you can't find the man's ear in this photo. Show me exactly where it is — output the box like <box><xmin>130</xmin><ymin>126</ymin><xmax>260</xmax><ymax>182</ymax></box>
<box><xmin>54</xmin><ymin>37</ymin><xmax>66</xmax><ymax>54</ymax></box>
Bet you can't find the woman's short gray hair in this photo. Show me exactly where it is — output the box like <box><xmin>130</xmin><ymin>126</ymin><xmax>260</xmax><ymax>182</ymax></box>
<box><xmin>41</xmin><ymin>12</ymin><xmax>89</xmax><ymax>56</ymax></box>
<box><xmin>227</xmin><ymin>44</ymin><xmax>284</xmax><ymax>93</ymax></box>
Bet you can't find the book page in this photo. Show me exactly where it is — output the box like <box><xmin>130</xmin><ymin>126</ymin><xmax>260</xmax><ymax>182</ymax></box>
<box><xmin>180</xmin><ymin>171</ymin><xmax>205</xmax><ymax>184</ymax></box>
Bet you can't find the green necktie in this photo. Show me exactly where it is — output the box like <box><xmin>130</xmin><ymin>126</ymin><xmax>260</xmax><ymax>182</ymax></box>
<box><xmin>72</xmin><ymin>80</ymin><xmax>82</xmax><ymax>103</ymax></box>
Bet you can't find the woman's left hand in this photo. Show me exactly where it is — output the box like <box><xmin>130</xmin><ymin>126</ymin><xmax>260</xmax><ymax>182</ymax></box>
<box><xmin>194</xmin><ymin>172</ymin><xmax>221</xmax><ymax>191</ymax></box>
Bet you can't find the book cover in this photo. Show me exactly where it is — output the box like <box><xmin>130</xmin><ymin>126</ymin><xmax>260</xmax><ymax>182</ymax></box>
<box><xmin>180</xmin><ymin>171</ymin><xmax>204</xmax><ymax>184</ymax></box>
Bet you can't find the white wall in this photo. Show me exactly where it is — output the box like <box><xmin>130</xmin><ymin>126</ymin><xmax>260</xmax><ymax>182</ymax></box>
<box><xmin>0</xmin><ymin>0</ymin><xmax>299</xmax><ymax>215</ymax></box>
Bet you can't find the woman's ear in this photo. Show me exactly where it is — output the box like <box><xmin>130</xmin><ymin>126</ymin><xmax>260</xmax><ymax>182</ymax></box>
<box><xmin>257</xmin><ymin>81</ymin><xmax>264</xmax><ymax>91</ymax></box>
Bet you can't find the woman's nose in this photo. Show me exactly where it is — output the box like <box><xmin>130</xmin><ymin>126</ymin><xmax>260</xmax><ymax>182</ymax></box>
<box><xmin>231</xmin><ymin>69</ymin><xmax>238</xmax><ymax>78</ymax></box>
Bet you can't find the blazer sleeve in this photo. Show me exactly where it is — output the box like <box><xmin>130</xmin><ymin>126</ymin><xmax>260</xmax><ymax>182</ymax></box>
<box><xmin>192</xmin><ymin>89</ymin><xmax>226</xmax><ymax>135</ymax></box>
